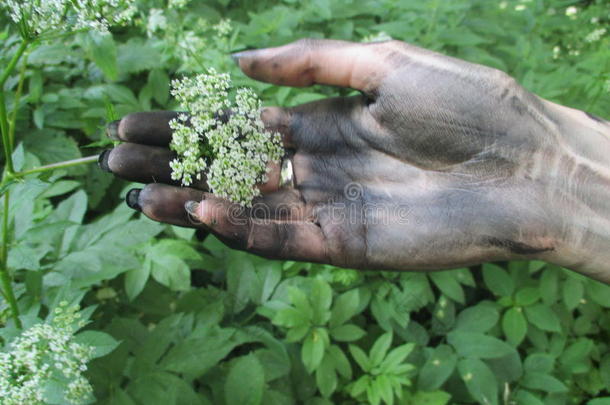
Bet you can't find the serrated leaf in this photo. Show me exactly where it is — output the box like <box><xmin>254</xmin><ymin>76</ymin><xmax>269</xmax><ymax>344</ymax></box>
<box><xmin>330</xmin><ymin>289</ymin><xmax>360</xmax><ymax>328</ymax></box>
<box><xmin>369</xmin><ymin>332</ymin><xmax>393</xmax><ymax>366</ymax></box>
<box><xmin>349</xmin><ymin>344</ymin><xmax>371</xmax><ymax>372</ymax></box>
<box><xmin>74</xmin><ymin>330</ymin><xmax>119</xmax><ymax>359</ymax></box>
<box><xmin>85</xmin><ymin>31</ymin><xmax>118</xmax><ymax>80</ymax></box>
<box><xmin>311</xmin><ymin>279</ymin><xmax>333</xmax><ymax>325</ymax></box>
<box><xmin>124</xmin><ymin>261</ymin><xmax>151</xmax><ymax>301</ymax></box>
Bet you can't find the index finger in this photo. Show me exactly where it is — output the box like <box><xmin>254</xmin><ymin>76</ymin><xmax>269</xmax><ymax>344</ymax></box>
<box><xmin>232</xmin><ymin>38</ymin><xmax>397</xmax><ymax>95</ymax></box>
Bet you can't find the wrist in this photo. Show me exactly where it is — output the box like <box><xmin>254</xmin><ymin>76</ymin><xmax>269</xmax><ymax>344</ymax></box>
<box><xmin>542</xmin><ymin>100</ymin><xmax>610</xmax><ymax>283</ymax></box>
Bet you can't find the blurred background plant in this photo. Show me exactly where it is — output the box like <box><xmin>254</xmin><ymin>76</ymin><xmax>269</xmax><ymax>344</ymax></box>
<box><xmin>0</xmin><ymin>0</ymin><xmax>608</xmax><ymax>404</ymax></box>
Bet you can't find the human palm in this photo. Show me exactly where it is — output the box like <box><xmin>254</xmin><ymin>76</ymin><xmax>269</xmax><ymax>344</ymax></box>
<box><xmin>101</xmin><ymin>39</ymin><xmax>594</xmax><ymax>274</ymax></box>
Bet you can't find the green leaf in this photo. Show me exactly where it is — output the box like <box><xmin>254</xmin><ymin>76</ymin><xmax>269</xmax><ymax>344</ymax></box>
<box><xmin>148</xmin><ymin>69</ymin><xmax>170</xmax><ymax>105</ymax></box>
<box><xmin>330</xmin><ymin>289</ymin><xmax>360</xmax><ymax>328</ymax></box>
<box><xmin>514</xmin><ymin>287</ymin><xmax>541</xmax><ymax>306</ymax></box>
<box><xmin>562</xmin><ymin>278</ymin><xmax>584</xmax><ymax>310</ymax></box>
<box><xmin>514</xmin><ymin>389</ymin><xmax>544</xmax><ymax>405</ymax></box>
<box><xmin>540</xmin><ymin>267</ymin><xmax>559</xmax><ymax>304</ymax></box>
<box><xmin>161</xmin><ymin>327</ymin><xmax>243</xmax><ymax>377</ymax></box>
<box><xmin>418</xmin><ymin>345</ymin><xmax>457</xmax><ymax>390</ymax></box>
<box><xmin>225</xmin><ymin>355</ymin><xmax>265</xmax><ymax>405</ymax></box>
<box><xmin>85</xmin><ymin>31</ymin><xmax>118</xmax><ymax>81</ymax></box>
<box><xmin>369</xmin><ymin>332</ymin><xmax>393</xmax><ymax>366</ymax></box>
<box><xmin>74</xmin><ymin>331</ymin><xmax>120</xmax><ymax>359</ymax></box>
<box><xmin>311</xmin><ymin>279</ymin><xmax>333</xmax><ymax>325</ymax></box>
<box><xmin>330</xmin><ymin>324</ymin><xmax>365</xmax><ymax>342</ymax></box>
<box><xmin>524</xmin><ymin>353</ymin><xmax>555</xmax><ymax>374</ymax></box>
<box><xmin>482</xmin><ymin>263</ymin><xmax>514</xmax><ymax>297</ymax></box>
<box><xmin>349</xmin><ymin>344</ymin><xmax>371</xmax><ymax>372</ymax></box>
<box><xmin>377</xmin><ymin>374</ymin><xmax>394</xmax><ymax>405</ymax></box>
<box><xmin>458</xmin><ymin>358</ymin><xmax>499</xmax><ymax>405</ymax></box>
<box><xmin>447</xmin><ymin>331</ymin><xmax>515</xmax><ymax>359</ymax></box>
<box><xmin>302</xmin><ymin>329</ymin><xmax>327</xmax><ymax>372</ymax></box>
<box><xmin>455</xmin><ymin>305</ymin><xmax>499</xmax><ymax>333</ymax></box>
<box><xmin>288</xmin><ymin>286</ymin><xmax>314</xmax><ymax>320</ymax></box>
<box><xmin>117</xmin><ymin>38</ymin><xmax>164</xmax><ymax>73</ymax></box>
<box><xmin>588</xmin><ymin>280</ymin><xmax>610</xmax><ymax>308</ymax></box>
<box><xmin>429</xmin><ymin>271</ymin><xmax>465</xmax><ymax>304</ymax></box>
<box><xmin>328</xmin><ymin>345</ymin><xmax>352</xmax><ymax>379</ymax></box>
<box><xmin>226</xmin><ymin>253</ymin><xmax>258</xmax><ymax>313</ymax></box>
<box><xmin>521</xmin><ymin>372</ymin><xmax>568</xmax><ymax>393</ymax></box>
<box><xmin>524</xmin><ymin>304</ymin><xmax>561</xmax><ymax>333</ymax></box>
<box><xmin>559</xmin><ymin>338</ymin><xmax>594</xmax><ymax>374</ymax></box>
<box><xmin>502</xmin><ymin>307</ymin><xmax>527</xmax><ymax>346</ymax></box>
<box><xmin>601</xmin><ymin>355</ymin><xmax>610</xmax><ymax>391</ymax></box>
<box><xmin>316</xmin><ymin>354</ymin><xmax>337</xmax><ymax>397</ymax></box>
<box><xmin>124</xmin><ymin>262</ymin><xmax>151</xmax><ymax>301</ymax></box>
<box><xmin>149</xmin><ymin>254</ymin><xmax>190</xmax><ymax>291</ymax></box>
<box><xmin>406</xmin><ymin>391</ymin><xmax>451</xmax><ymax>405</ymax></box>
<box><xmin>588</xmin><ymin>398</ymin><xmax>610</xmax><ymax>405</ymax></box>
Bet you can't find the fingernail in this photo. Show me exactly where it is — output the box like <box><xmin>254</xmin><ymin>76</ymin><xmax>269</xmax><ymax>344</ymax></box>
<box><xmin>230</xmin><ymin>49</ymin><xmax>256</xmax><ymax>66</ymax></box>
<box><xmin>184</xmin><ymin>200</ymin><xmax>200</xmax><ymax>216</ymax></box>
<box><xmin>106</xmin><ymin>120</ymin><xmax>121</xmax><ymax>141</ymax></box>
<box><xmin>98</xmin><ymin>149</ymin><xmax>112</xmax><ymax>172</ymax></box>
<box><xmin>126</xmin><ymin>188</ymin><xmax>142</xmax><ymax>211</ymax></box>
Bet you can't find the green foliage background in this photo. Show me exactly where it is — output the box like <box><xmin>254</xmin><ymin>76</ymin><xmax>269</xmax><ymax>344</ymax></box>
<box><xmin>1</xmin><ymin>0</ymin><xmax>609</xmax><ymax>404</ymax></box>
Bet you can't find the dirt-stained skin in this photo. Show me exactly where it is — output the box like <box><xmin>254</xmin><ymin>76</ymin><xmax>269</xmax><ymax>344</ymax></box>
<box><xmin>99</xmin><ymin>39</ymin><xmax>610</xmax><ymax>284</ymax></box>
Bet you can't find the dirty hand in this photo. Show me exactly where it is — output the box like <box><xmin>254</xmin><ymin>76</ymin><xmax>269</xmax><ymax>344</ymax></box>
<box><xmin>99</xmin><ymin>39</ymin><xmax>610</xmax><ymax>283</ymax></box>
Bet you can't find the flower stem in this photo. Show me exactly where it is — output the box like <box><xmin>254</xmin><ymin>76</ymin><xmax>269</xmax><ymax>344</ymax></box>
<box><xmin>0</xmin><ymin>40</ymin><xmax>29</xmax><ymax>87</ymax></box>
<box><xmin>0</xmin><ymin>190</ymin><xmax>21</xmax><ymax>328</ymax></box>
<box><xmin>8</xmin><ymin>51</ymin><xmax>30</xmax><ymax>151</ymax></box>
<box><xmin>15</xmin><ymin>155</ymin><xmax>100</xmax><ymax>178</ymax></box>
<box><xmin>0</xmin><ymin>40</ymin><xmax>29</xmax><ymax>175</ymax></box>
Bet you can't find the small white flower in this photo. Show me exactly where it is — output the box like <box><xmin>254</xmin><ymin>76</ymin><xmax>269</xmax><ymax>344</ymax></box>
<box><xmin>515</xmin><ymin>4</ymin><xmax>526</xmax><ymax>11</ymax></box>
<box><xmin>0</xmin><ymin>303</ymin><xmax>95</xmax><ymax>404</ymax></box>
<box><xmin>147</xmin><ymin>8</ymin><xmax>167</xmax><ymax>37</ymax></box>
<box><xmin>552</xmin><ymin>45</ymin><xmax>561</xmax><ymax>59</ymax></box>
<box><xmin>585</xmin><ymin>28</ymin><xmax>607</xmax><ymax>43</ymax></box>
<box><xmin>565</xmin><ymin>6</ymin><xmax>578</xmax><ymax>18</ymax></box>
<box><xmin>213</xmin><ymin>19</ymin><xmax>232</xmax><ymax>38</ymax></box>
<box><xmin>169</xmin><ymin>69</ymin><xmax>283</xmax><ymax>206</ymax></box>
<box><xmin>168</xmin><ymin>0</ymin><xmax>190</xmax><ymax>9</ymax></box>
<box><xmin>2</xmin><ymin>0</ymin><xmax>136</xmax><ymax>36</ymax></box>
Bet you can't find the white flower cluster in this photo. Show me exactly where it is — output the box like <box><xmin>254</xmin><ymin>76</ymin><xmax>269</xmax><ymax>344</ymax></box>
<box><xmin>585</xmin><ymin>28</ymin><xmax>607</xmax><ymax>43</ymax></box>
<box><xmin>2</xmin><ymin>0</ymin><xmax>136</xmax><ymax>36</ymax></box>
<box><xmin>169</xmin><ymin>69</ymin><xmax>283</xmax><ymax>206</ymax></box>
<box><xmin>0</xmin><ymin>302</ymin><xmax>94</xmax><ymax>405</ymax></box>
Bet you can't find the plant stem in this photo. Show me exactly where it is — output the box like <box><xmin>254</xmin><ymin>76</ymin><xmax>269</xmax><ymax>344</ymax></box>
<box><xmin>8</xmin><ymin>52</ymin><xmax>30</xmax><ymax>151</ymax></box>
<box><xmin>0</xmin><ymin>41</ymin><xmax>29</xmax><ymax>87</ymax></box>
<box><xmin>0</xmin><ymin>91</ymin><xmax>14</xmax><ymax>174</ymax></box>
<box><xmin>0</xmin><ymin>191</ymin><xmax>21</xmax><ymax>328</ymax></box>
<box><xmin>0</xmin><ymin>40</ymin><xmax>29</xmax><ymax>175</ymax></box>
<box><xmin>15</xmin><ymin>155</ymin><xmax>99</xmax><ymax>177</ymax></box>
